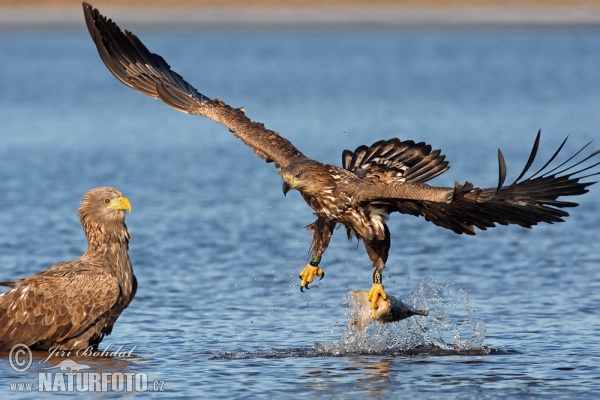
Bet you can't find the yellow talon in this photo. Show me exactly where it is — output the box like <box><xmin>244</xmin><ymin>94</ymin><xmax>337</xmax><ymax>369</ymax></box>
<box><xmin>299</xmin><ymin>264</ymin><xmax>324</xmax><ymax>291</ymax></box>
<box><xmin>368</xmin><ymin>283</ymin><xmax>387</xmax><ymax>309</ymax></box>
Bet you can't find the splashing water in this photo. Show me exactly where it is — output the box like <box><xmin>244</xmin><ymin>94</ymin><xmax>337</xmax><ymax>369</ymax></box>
<box><xmin>315</xmin><ymin>277</ymin><xmax>489</xmax><ymax>357</ymax></box>
<box><xmin>209</xmin><ymin>277</ymin><xmax>488</xmax><ymax>360</ymax></box>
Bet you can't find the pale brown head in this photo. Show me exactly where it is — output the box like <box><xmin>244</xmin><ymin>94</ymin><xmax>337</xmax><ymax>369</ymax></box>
<box><xmin>78</xmin><ymin>187</ymin><xmax>132</xmax><ymax>229</ymax></box>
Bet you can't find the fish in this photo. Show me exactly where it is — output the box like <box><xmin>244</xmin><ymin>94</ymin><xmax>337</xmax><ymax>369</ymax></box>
<box><xmin>349</xmin><ymin>290</ymin><xmax>429</xmax><ymax>331</ymax></box>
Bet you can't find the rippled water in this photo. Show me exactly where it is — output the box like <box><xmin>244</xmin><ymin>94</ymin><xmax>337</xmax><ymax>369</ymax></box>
<box><xmin>1</xmin><ymin>25</ymin><xmax>599</xmax><ymax>397</ymax></box>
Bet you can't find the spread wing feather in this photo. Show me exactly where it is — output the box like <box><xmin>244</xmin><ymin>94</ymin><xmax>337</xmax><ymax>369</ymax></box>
<box><xmin>84</xmin><ymin>4</ymin><xmax>600</xmax><ymax>237</ymax></box>
<box><xmin>0</xmin><ymin>264</ymin><xmax>120</xmax><ymax>350</ymax></box>
<box><xmin>83</xmin><ymin>3</ymin><xmax>304</xmax><ymax>169</ymax></box>
<box><xmin>357</xmin><ymin>132</ymin><xmax>600</xmax><ymax>235</ymax></box>
<box><xmin>342</xmin><ymin>138</ymin><xmax>450</xmax><ymax>184</ymax></box>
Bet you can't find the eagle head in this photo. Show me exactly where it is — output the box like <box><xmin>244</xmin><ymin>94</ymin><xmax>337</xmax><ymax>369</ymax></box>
<box><xmin>78</xmin><ymin>187</ymin><xmax>132</xmax><ymax>227</ymax></box>
<box><xmin>281</xmin><ymin>164</ymin><xmax>305</xmax><ymax>196</ymax></box>
<box><xmin>281</xmin><ymin>158</ymin><xmax>331</xmax><ymax>197</ymax></box>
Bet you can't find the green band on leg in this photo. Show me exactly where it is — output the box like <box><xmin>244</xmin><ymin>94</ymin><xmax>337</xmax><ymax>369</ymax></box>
<box><xmin>310</xmin><ymin>257</ymin><xmax>320</xmax><ymax>266</ymax></box>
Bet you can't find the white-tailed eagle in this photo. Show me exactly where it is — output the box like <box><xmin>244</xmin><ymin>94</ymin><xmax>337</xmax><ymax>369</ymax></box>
<box><xmin>0</xmin><ymin>187</ymin><xmax>134</xmax><ymax>350</ymax></box>
<box><xmin>83</xmin><ymin>3</ymin><xmax>599</xmax><ymax>309</ymax></box>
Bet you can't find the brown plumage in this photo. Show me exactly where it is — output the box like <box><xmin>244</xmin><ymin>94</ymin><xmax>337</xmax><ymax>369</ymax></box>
<box><xmin>83</xmin><ymin>3</ymin><xmax>599</xmax><ymax>309</ymax></box>
<box><xmin>0</xmin><ymin>187</ymin><xmax>135</xmax><ymax>351</ymax></box>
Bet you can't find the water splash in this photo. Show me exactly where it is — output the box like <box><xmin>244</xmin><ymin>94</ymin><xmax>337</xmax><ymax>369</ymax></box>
<box><xmin>314</xmin><ymin>277</ymin><xmax>489</xmax><ymax>356</ymax></box>
<box><xmin>208</xmin><ymin>277</ymin><xmax>489</xmax><ymax>360</ymax></box>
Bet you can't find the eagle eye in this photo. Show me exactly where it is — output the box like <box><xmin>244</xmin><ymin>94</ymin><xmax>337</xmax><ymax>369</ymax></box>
<box><xmin>294</xmin><ymin>173</ymin><xmax>301</xmax><ymax>179</ymax></box>
<box><xmin>104</xmin><ymin>199</ymin><xmax>111</xmax><ymax>204</ymax></box>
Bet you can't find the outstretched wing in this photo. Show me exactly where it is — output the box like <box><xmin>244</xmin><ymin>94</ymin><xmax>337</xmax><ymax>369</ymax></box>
<box><xmin>342</xmin><ymin>138</ymin><xmax>450</xmax><ymax>184</ymax></box>
<box><xmin>356</xmin><ymin>132</ymin><xmax>600</xmax><ymax>235</ymax></box>
<box><xmin>83</xmin><ymin>3</ymin><xmax>304</xmax><ymax>170</ymax></box>
<box><xmin>0</xmin><ymin>266</ymin><xmax>120</xmax><ymax>350</ymax></box>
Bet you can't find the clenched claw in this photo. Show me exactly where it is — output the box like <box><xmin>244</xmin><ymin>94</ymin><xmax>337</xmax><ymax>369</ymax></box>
<box><xmin>300</xmin><ymin>277</ymin><xmax>309</xmax><ymax>292</ymax></box>
<box><xmin>367</xmin><ymin>283</ymin><xmax>387</xmax><ymax>309</ymax></box>
<box><xmin>299</xmin><ymin>264</ymin><xmax>324</xmax><ymax>292</ymax></box>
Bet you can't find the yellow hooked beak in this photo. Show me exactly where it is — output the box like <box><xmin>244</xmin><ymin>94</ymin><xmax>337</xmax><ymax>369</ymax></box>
<box><xmin>107</xmin><ymin>196</ymin><xmax>132</xmax><ymax>213</ymax></box>
<box><xmin>282</xmin><ymin>177</ymin><xmax>300</xmax><ymax>196</ymax></box>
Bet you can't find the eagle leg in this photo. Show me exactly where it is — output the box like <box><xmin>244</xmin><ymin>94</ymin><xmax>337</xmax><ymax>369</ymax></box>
<box><xmin>364</xmin><ymin>224</ymin><xmax>391</xmax><ymax>309</ymax></box>
<box><xmin>368</xmin><ymin>273</ymin><xmax>387</xmax><ymax>310</ymax></box>
<box><xmin>299</xmin><ymin>260</ymin><xmax>324</xmax><ymax>292</ymax></box>
<box><xmin>300</xmin><ymin>216</ymin><xmax>336</xmax><ymax>292</ymax></box>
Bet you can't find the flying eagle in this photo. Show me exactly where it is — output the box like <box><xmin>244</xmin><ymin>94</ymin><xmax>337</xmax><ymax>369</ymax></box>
<box><xmin>0</xmin><ymin>187</ymin><xmax>135</xmax><ymax>351</ymax></box>
<box><xmin>83</xmin><ymin>4</ymin><xmax>599</xmax><ymax>310</ymax></box>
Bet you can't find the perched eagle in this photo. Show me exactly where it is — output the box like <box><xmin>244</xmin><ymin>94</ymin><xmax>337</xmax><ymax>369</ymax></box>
<box><xmin>0</xmin><ymin>187</ymin><xmax>135</xmax><ymax>351</ymax></box>
<box><xmin>83</xmin><ymin>4</ymin><xmax>599</xmax><ymax>310</ymax></box>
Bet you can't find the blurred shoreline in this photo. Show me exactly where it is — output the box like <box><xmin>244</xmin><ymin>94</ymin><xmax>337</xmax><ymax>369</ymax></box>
<box><xmin>2</xmin><ymin>2</ymin><xmax>600</xmax><ymax>30</ymax></box>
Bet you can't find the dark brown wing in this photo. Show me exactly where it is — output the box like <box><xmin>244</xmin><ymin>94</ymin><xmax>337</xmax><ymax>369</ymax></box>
<box><xmin>342</xmin><ymin>138</ymin><xmax>450</xmax><ymax>184</ymax></box>
<box><xmin>358</xmin><ymin>132</ymin><xmax>600</xmax><ymax>235</ymax></box>
<box><xmin>0</xmin><ymin>265</ymin><xmax>120</xmax><ymax>350</ymax></box>
<box><xmin>83</xmin><ymin>3</ymin><xmax>304</xmax><ymax>170</ymax></box>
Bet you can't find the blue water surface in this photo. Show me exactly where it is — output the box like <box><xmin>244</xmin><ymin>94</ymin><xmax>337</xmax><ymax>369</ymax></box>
<box><xmin>0</xmin><ymin>25</ymin><xmax>599</xmax><ymax>397</ymax></box>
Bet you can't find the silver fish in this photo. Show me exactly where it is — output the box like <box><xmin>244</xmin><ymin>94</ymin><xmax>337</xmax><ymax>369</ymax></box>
<box><xmin>350</xmin><ymin>290</ymin><xmax>429</xmax><ymax>331</ymax></box>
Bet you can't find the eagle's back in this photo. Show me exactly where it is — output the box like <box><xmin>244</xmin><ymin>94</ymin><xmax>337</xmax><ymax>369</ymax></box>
<box><xmin>0</xmin><ymin>255</ymin><xmax>135</xmax><ymax>351</ymax></box>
